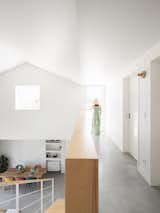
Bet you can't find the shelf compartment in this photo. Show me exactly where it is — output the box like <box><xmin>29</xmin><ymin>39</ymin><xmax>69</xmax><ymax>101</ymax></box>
<box><xmin>46</xmin><ymin>150</ymin><xmax>62</xmax><ymax>153</ymax></box>
<box><xmin>47</xmin><ymin>161</ymin><xmax>60</xmax><ymax>172</ymax></box>
<box><xmin>46</xmin><ymin>158</ymin><xmax>61</xmax><ymax>161</ymax></box>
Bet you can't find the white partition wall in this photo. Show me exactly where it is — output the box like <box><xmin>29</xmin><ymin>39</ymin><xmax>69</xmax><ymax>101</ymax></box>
<box><xmin>150</xmin><ymin>58</ymin><xmax>160</xmax><ymax>185</ymax></box>
<box><xmin>0</xmin><ymin>63</ymin><xmax>82</xmax><ymax>140</ymax></box>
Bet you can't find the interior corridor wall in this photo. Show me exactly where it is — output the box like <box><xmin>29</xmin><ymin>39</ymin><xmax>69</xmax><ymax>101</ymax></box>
<box><xmin>105</xmin><ymin>79</ymin><xmax>124</xmax><ymax>151</ymax></box>
<box><xmin>0</xmin><ymin>63</ymin><xmax>83</xmax><ymax>140</ymax></box>
<box><xmin>106</xmin><ymin>72</ymin><xmax>151</xmax><ymax>184</ymax></box>
<box><xmin>123</xmin><ymin>41</ymin><xmax>160</xmax><ymax>185</ymax></box>
<box><xmin>0</xmin><ymin>140</ymin><xmax>45</xmax><ymax>167</ymax></box>
<box><xmin>150</xmin><ymin>58</ymin><xmax>160</xmax><ymax>185</ymax></box>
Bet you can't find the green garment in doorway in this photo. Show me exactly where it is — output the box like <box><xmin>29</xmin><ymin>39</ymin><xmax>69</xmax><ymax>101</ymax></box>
<box><xmin>92</xmin><ymin>106</ymin><xmax>101</xmax><ymax>136</ymax></box>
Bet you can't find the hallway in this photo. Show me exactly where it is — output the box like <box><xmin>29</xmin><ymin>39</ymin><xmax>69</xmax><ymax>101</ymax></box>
<box><xmin>99</xmin><ymin>137</ymin><xmax>160</xmax><ymax>213</ymax></box>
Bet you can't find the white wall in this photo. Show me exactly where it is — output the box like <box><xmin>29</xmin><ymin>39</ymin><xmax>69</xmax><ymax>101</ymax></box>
<box><xmin>120</xmin><ymin>41</ymin><xmax>160</xmax><ymax>185</ymax></box>
<box><xmin>126</xmin><ymin>42</ymin><xmax>160</xmax><ymax>184</ymax></box>
<box><xmin>105</xmin><ymin>79</ymin><xmax>124</xmax><ymax>151</ymax></box>
<box><xmin>106</xmin><ymin>68</ymin><xmax>151</xmax><ymax>184</ymax></box>
<box><xmin>77</xmin><ymin>0</ymin><xmax>160</xmax><ymax>85</ymax></box>
<box><xmin>0</xmin><ymin>63</ymin><xmax>82</xmax><ymax>140</ymax></box>
<box><xmin>127</xmin><ymin>73</ymin><xmax>139</xmax><ymax>160</ymax></box>
<box><xmin>106</xmin><ymin>65</ymin><xmax>151</xmax><ymax>184</ymax></box>
<box><xmin>137</xmin><ymin>71</ymin><xmax>151</xmax><ymax>184</ymax></box>
<box><xmin>0</xmin><ymin>140</ymin><xmax>45</xmax><ymax>167</ymax></box>
<box><xmin>150</xmin><ymin>58</ymin><xmax>160</xmax><ymax>185</ymax></box>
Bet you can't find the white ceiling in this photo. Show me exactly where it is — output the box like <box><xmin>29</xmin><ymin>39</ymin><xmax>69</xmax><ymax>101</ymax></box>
<box><xmin>0</xmin><ymin>0</ymin><xmax>80</xmax><ymax>83</ymax></box>
<box><xmin>78</xmin><ymin>0</ymin><xmax>160</xmax><ymax>84</ymax></box>
<box><xmin>0</xmin><ymin>0</ymin><xmax>160</xmax><ymax>85</ymax></box>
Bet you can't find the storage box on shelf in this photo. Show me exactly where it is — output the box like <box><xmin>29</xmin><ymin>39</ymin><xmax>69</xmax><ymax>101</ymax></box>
<box><xmin>45</xmin><ymin>140</ymin><xmax>66</xmax><ymax>173</ymax></box>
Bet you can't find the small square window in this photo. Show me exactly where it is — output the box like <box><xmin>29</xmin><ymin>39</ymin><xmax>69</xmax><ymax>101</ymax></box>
<box><xmin>15</xmin><ymin>85</ymin><xmax>40</xmax><ymax>110</ymax></box>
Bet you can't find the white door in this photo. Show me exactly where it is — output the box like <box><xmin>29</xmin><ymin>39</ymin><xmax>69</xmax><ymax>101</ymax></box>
<box><xmin>128</xmin><ymin>75</ymin><xmax>138</xmax><ymax>160</ymax></box>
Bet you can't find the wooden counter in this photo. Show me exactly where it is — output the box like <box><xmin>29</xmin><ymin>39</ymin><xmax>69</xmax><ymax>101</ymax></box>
<box><xmin>45</xmin><ymin>110</ymin><xmax>98</xmax><ymax>213</ymax></box>
<box><xmin>66</xmin><ymin>111</ymin><xmax>98</xmax><ymax>159</ymax></box>
<box><xmin>65</xmin><ymin>111</ymin><xmax>98</xmax><ymax>213</ymax></box>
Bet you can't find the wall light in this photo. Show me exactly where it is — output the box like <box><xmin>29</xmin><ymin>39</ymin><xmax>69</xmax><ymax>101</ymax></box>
<box><xmin>137</xmin><ymin>71</ymin><xmax>147</xmax><ymax>78</ymax></box>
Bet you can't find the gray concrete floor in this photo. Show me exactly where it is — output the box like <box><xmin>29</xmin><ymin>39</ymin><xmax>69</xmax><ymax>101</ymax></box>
<box><xmin>43</xmin><ymin>172</ymin><xmax>64</xmax><ymax>200</ymax></box>
<box><xmin>99</xmin><ymin>137</ymin><xmax>160</xmax><ymax>213</ymax></box>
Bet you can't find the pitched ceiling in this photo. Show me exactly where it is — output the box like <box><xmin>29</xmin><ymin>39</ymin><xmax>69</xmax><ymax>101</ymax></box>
<box><xmin>78</xmin><ymin>0</ymin><xmax>160</xmax><ymax>84</ymax></box>
<box><xmin>0</xmin><ymin>0</ymin><xmax>160</xmax><ymax>85</ymax></box>
<box><xmin>0</xmin><ymin>0</ymin><xmax>80</xmax><ymax>83</ymax></box>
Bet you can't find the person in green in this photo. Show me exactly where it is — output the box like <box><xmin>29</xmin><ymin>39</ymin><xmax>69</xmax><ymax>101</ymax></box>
<box><xmin>92</xmin><ymin>99</ymin><xmax>101</xmax><ymax>136</ymax></box>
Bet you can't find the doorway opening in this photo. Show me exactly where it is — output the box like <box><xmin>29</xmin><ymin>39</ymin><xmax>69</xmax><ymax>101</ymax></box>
<box><xmin>84</xmin><ymin>85</ymin><xmax>105</xmax><ymax>132</ymax></box>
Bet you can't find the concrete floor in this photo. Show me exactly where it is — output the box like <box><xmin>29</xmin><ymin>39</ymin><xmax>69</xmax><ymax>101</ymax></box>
<box><xmin>43</xmin><ymin>172</ymin><xmax>64</xmax><ymax>200</ymax></box>
<box><xmin>99</xmin><ymin>137</ymin><xmax>160</xmax><ymax>213</ymax></box>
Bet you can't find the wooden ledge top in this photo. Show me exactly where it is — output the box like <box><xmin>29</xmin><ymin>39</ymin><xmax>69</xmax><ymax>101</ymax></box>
<box><xmin>66</xmin><ymin>110</ymin><xmax>98</xmax><ymax>160</ymax></box>
<box><xmin>45</xmin><ymin>199</ymin><xmax>65</xmax><ymax>213</ymax></box>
